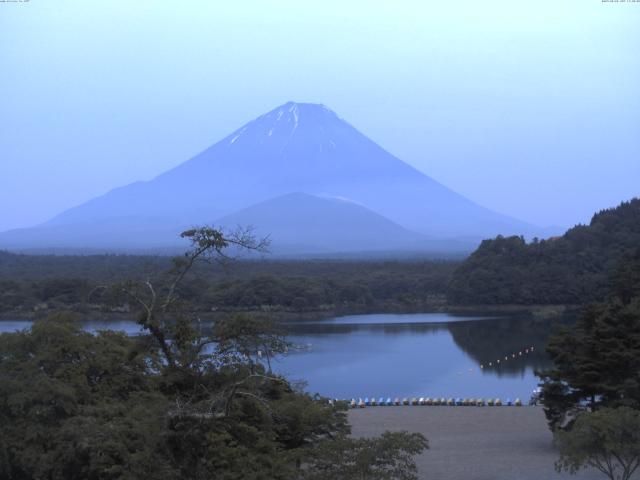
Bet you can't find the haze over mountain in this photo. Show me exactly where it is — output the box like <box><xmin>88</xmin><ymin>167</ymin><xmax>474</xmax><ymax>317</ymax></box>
<box><xmin>0</xmin><ymin>102</ymin><xmax>542</xmax><ymax>255</ymax></box>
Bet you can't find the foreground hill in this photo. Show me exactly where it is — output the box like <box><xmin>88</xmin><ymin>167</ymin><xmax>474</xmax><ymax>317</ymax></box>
<box><xmin>0</xmin><ymin>102</ymin><xmax>537</xmax><ymax>254</ymax></box>
<box><xmin>448</xmin><ymin>198</ymin><xmax>640</xmax><ymax>305</ymax></box>
<box><xmin>216</xmin><ymin>193</ymin><xmax>474</xmax><ymax>254</ymax></box>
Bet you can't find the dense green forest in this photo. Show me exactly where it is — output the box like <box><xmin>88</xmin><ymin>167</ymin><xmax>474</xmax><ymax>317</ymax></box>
<box><xmin>0</xmin><ymin>252</ymin><xmax>456</xmax><ymax>317</ymax></box>
<box><xmin>0</xmin><ymin>229</ymin><xmax>428</xmax><ymax>479</ymax></box>
<box><xmin>448</xmin><ymin>199</ymin><xmax>640</xmax><ymax>305</ymax></box>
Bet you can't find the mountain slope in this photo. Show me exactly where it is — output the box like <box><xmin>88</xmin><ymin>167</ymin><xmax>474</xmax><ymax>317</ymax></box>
<box><xmin>447</xmin><ymin>198</ymin><xmax>640</xmax><ymax>305</ymax></box>
<box><xmin>215</xmin><ymin>192</ymin><xmax>473</xmax><ymax>254</ymax></box>
<box><xmin>0</xmin><ymin>101</ymin><xmax>538</xmax><ymax>252</ymax></box>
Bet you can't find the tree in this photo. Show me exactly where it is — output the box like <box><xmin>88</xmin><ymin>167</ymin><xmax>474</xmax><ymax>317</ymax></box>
<box><xmin>104</xmin><ymin>226</ymin><xmax>270</xmax><ymax>370</ymax></box>
<box><xmin>555</xmin><ymin>407</ymin><xmax>640</xmax><ymax>480</ymax></box>
<box><xmin>0</xmin><ymin>313</ymin><xmax>173</xmax><ymax>480</ymax></box>
<box><xmin>303</xmin><ymin>431</ymin><xmax>429</xmax><ymax>480</ymax></box>
<box><xmin>539</xmin><ymin>249</ymin><xmax>640</xmax><ymax>430</ymax></box>
<box><xmin>539</xmin><ymin>297</ymin><xmax>640</xmax><ymax>429</ymax></box>
<box><xmin>1</xmin><ymin>226</ymin><xmax>429</xmax><ymax>479</ymax></box>
<box><xmin>213</xmin><ymin>313</ymin><xmax>288</xmax><ymax>373</ymax></box>
<box><xmin>611</xmin><ymin>248</ymin><xmax>640</xmax><ymax>305</ymax></box>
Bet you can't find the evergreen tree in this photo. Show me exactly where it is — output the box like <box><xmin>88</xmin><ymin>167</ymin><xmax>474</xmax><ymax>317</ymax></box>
<box><xmin>539</xmin><ymin>251</ymin><xmax>640</xmax><ymax>429</ymax></box>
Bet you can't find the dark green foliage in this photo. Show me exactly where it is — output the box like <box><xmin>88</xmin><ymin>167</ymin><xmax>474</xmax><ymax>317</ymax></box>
<box><xmin>0</xmin><ymin>227</ymin><xmax>429</xmax><ymax>479</ymax></box>
<box><xmin>448</xmin><ymin>199</ymin><xmax>640</xmax><ymax>305</ymax></box>
<box><xmin>303</xmin><ymin>431</ymin><xmax>428</xmax><ymax>480</ymax></box>
<box><xmin>0</xmin><ymin>254</ymin><xmax>456</xmax><ymax>316</ymax></box>
<box><xmin>611</xmin><ymin>249</ymin><xmax>640</xmax><ymax>305</ymax></box>
<box><xmin>0</xmin><ymin>314</ymin><xmax>172</xmax><ymax>480</ymax></box>
<box><xmin>539</xmin><ymin>251</ymin><xmax>640</xmax><ymax>429</ymax></box>
<box><xmin>555</xmin><ymin>407</ymin><xmax>640</xmax><ymax>480</ymax></box>
<box><xmin>0</xmin><ymin>314</ymin><xmax>351</xmax><ymax>479</ymax></box>
<box><xmin>540</xmin><ymin>299</ymin><xmax>640</xmax><ymax>428</ymax></box>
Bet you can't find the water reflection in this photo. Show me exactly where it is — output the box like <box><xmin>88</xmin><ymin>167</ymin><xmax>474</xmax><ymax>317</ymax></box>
<box><xmin>446</xmin><ymin>316</ymin><xmax>565</xmax><ymax>377</ymax></box>
<box><xmin>278</xmin><ymin>313</ymin><xmax>572</xmax><ymax>399</ymax></box>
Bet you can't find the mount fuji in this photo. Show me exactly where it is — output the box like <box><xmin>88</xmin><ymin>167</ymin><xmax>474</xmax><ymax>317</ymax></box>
<box><xmin>0</xmin><ymin>102</ymin><xmax>540</xmax><ymax>255</ymax></box>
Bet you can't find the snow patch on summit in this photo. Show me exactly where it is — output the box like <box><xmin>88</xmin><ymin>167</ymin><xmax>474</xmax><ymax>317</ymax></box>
<box><xmin>289</xmin><ymin>103</ymin><xmax>299</xmax><ymax>127</ymax></box>
<box><xmin>320</xmin><ymin>195</ymin><xmax>368</xmax><ymax>208</ymax></box>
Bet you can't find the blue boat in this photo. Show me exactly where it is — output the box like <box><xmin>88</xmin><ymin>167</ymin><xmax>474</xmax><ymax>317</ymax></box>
<box><xmin>378</xmin><ymin>397</ymin><xmax>385</xmax><ymax>406</ymax></box>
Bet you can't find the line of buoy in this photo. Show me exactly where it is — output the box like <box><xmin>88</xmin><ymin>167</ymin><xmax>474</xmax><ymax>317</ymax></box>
<box><xmin>480</xmin><ymin>346</ymin><xmax>535</xmax><ymax>369</ymax></box>
<box><xmin>341</xmin><ymin>397</ymin><xmax>525</xmax><ymax>408</ymax></box>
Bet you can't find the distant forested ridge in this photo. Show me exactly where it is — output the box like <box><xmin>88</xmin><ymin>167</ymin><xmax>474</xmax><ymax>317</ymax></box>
<box><xmin>448</xmin><ymin>199</ymin><xmax>640</xmax><ymax>305</ymax></box>
<box><xmin>0</xmin><ymin>254</ymin><xmax>455</xmax><ymax>317</ymax></box>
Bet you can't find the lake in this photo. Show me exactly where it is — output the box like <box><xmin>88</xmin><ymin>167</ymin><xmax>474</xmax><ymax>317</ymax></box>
<box><xmin>0</xmin><ymin>313</ymin><xmax>564</xmax><ymax>401</ymax></box>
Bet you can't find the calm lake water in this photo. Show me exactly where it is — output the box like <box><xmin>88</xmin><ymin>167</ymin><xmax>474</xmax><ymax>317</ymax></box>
<box><xmin>0</xmin><ymin>313</ymin><xmax>564</xmax><ymax>401</ymax></box>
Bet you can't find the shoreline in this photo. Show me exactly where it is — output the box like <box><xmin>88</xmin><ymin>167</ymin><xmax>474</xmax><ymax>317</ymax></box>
<box><xmin>0</xmin><ymin>303</ymin><xmax>580</xmax><ymax>322</ymax></box>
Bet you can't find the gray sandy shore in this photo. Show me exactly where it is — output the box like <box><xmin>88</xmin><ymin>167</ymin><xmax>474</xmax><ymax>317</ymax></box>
<box><xmin>349</xmin><ymin>406</ymin><xmax>632</xmax><ymax>480</ymax></box>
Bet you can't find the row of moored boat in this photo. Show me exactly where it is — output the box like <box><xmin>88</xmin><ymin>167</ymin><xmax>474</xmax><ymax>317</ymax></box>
<box><xmin>346</xmin><ymin>397</ymin><xmax>524</xmax><ymax>408</ymax></box>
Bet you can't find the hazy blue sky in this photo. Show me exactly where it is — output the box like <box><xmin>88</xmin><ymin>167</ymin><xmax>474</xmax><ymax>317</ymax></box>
<box><xmin>1</xmin><ymin>0</ymin><xmax>638</xmax><ymax>232</ymax></box>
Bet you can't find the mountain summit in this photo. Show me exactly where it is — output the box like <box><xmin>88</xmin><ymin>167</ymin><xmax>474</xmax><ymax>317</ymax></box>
<box><xmin>0</xmin><ymin>102</ymin><xmax>538</xmax><ymax>253</ymax></box>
